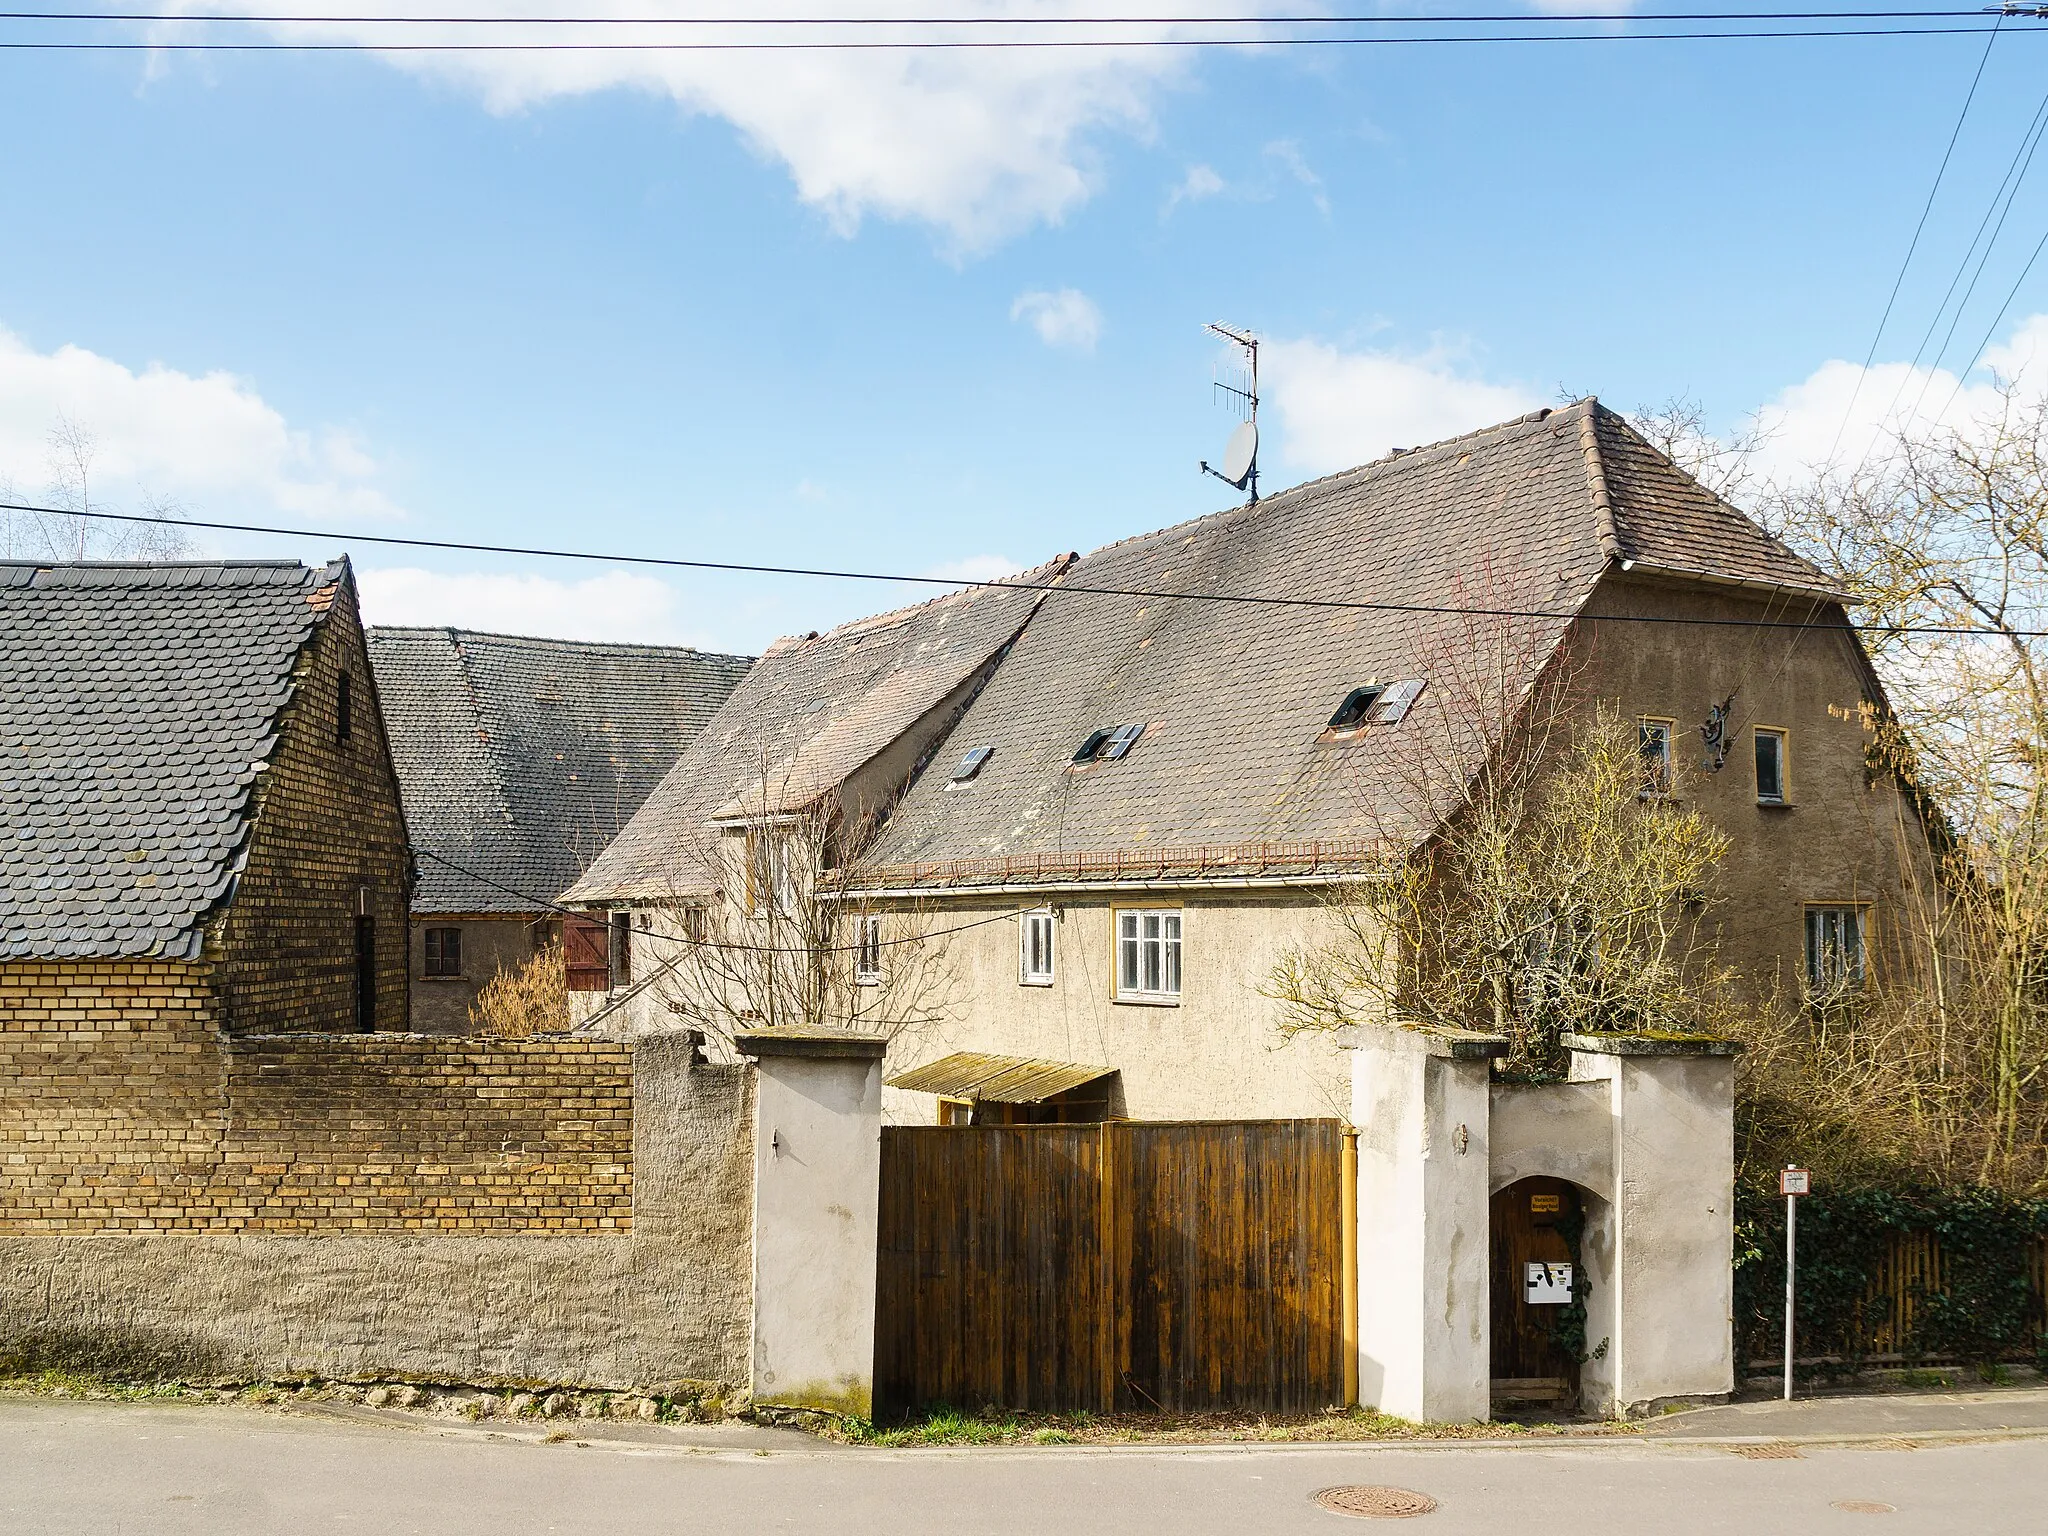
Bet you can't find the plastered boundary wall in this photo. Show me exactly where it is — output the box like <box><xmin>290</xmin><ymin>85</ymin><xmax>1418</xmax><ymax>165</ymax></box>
<box><xmin>0</xmin><ymin>1006</ymin><xmax>756</xmax><ymax>1391</ymax></box>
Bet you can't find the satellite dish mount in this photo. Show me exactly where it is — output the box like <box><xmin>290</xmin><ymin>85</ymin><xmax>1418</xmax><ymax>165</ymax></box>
<box><xmin>1199</xmin><ymin>322</ymin><xmax>1260</xmax><ymax>504</ymax></box>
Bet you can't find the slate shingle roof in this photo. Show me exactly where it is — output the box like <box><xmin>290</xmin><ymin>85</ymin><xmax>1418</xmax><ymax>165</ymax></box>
<box><xmin>365</xmin><ymin>628</ymin><xmax>752</xmax><ymax>914</ymax></box>
<box><xmin>858</xmin><ymin>399</ymin><xmax>1837</xmax><ymax>882</ymax></box>
<box><xmin>0</xmin><ymin>558</ymin><xmax>349</xmax><ymax>960</ymax></box>
<box><xmin>564</xmin><ymin>565</ymin><xmax>1066</xmax><ymax>904</ymax></box>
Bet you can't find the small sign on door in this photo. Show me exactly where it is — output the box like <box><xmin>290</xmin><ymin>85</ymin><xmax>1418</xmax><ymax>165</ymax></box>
<box><xmin>1525</xmin><ymin>1261</ymin><xmax>1574</xmax><ymax>1305</ymax></box>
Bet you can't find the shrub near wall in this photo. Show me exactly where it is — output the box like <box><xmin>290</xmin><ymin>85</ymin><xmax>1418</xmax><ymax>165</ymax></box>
<box><xmin>1733</xmin><ymin>1187</ymin><xmax>2048</xmax><ymax>1373</ymax></box>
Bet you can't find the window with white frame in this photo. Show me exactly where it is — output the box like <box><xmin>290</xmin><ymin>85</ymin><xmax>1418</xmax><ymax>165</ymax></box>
<box><xmin>1116</xmin><ymin>909</ymin><xmax>1181</xmax><ymax>1002</ymax></box>
<box><xmin>1638</xmin><ymin>717</ymin><xmax>1675</xmax><ymax>797</ymax></box>
<box><xmin>854</xmin><ymin>914</ymin><xmax>883</xmax><ymax>985</ymax></box>
<box><xmin>1805</xmin><ymin>906</ymin><xmax>1865</xmax><ymax>995</ymax></box>
<box><xmin>1020</xmin><ymin>908</ymin><xmax>1055</xmax><ymax>986</ymax></box>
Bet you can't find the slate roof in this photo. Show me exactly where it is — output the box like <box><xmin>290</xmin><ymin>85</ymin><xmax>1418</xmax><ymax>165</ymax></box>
<box><xmin>565</xmin><ymin>564</ymin><xmax>1068</xmax><ymax>904</ymax></box>
<box><xmin>365</xmin><ymin>628</ymin><xmax>753</xmax><ymax>915</ymax></box>
<box><xmin>856</xmin><ymin>399</ymin><xmax>1836</xmax><ymax>884</ymax></box>
<box><xmin>0</xmin><ymin>558</ymin><xmax>351</xmax><ymax>960</ymax></box>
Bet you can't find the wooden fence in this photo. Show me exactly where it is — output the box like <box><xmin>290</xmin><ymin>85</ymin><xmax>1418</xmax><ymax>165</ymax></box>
<box><xmin>1851</xmin><ymin>1231</ymin><xmax>2048</xmax><ymax>1359</ymax></box>
<box><xmin>873</xmin><ymin>1119</ymin><xmax>1352</xmax><ymax>1419</ymax></box>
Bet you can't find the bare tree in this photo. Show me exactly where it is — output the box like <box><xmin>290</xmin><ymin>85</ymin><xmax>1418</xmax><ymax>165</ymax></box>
<box><xmin>1265</xmin><ymin>591</ymin><xmax>1738</xmax><ymax>1078</ymax></box>
<box><xmin>1</xmin><ymin>415</ymin><xmax>194</xmax><ymax>562</ymax></box>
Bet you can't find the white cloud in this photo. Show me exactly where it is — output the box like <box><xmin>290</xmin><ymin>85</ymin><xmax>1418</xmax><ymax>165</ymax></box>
<box><xmin>1011</xmin><ymin>288</ymin><xmax>1103</xmax><ymax>352</ymax></box>
<box><xmin>1749</xmin><ymin>312</ymin><xmax>2048</xmax><ymax>484</ymax></box>
<box><xmin>1164</xmin><ymin>162</ymin><xmax>1226</xmax><ymax>213</ymax></box>
<box><xmin>1261</xmin><ymin>336</ymin><xmax>1541</xmax><ymax>475</ymax></box>
<box><xmin>357</xmin><ymin>566</ymin><xmax>706</xmax><ymax>644</ymax></box>
<box><xmin>185</xmin><ymin>3</ymin><xmax>1273</xmax><ymax>250</ymax></box>
<box><xmin>1263</xmin><ymin>139</ymin><xmax>1328</xmax><ymax>217</ymax></box>
<box><xmin>0</xmin><ymin>326</ymin><xmax>397</xmax><ymax>521</ymax></box>
<box><xmin>923</xmin><ymin>552</ymin><xmax>1024</xmax><ymax>583</ymax></box>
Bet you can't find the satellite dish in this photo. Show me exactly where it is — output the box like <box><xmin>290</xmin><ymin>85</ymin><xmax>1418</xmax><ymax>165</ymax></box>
<box><xmin>1220</xmin><ymin>420</ymin><xmax>1258</xmax><ymax>488</ymax></box>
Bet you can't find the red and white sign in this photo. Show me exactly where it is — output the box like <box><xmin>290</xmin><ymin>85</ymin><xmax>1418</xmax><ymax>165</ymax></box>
<box><xmin>1779</xmin><ymin>1167</ymin><xmax>1812</xmax><ymax>1197</ymax></box>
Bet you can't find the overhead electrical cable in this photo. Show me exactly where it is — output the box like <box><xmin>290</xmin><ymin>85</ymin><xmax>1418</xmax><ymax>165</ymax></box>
<box><xmin>7</xmin><ymin>496</ymin><xmax>2047</xmax><ymax>637</ymax></box>
<box><xmin>412</xmin><ymin>848</ymin><xmax>1031</xmax><ymax>953</ymax></box>
<box><xmin>1822</xmin><ymin>9</ymin><xmax>2002</xmax><ymax>469</ymax></box>
<box><xmin>0</xmin><ymin>6</ymin><xmax>2018</xmax><ymax>21</ymax></box>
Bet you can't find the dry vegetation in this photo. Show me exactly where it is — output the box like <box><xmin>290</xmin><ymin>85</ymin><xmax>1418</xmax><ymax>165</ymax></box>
<box><xmin>469</xmin><ymin>941</ymin><xmax>570</xmax><ymax>1037</ymax></box>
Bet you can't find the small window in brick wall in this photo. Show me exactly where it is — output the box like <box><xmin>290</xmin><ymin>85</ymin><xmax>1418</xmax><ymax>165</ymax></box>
<box><xmin>338</xmin><ymin>672</ymin><xmax>354</xmax><ymax>744</ymax></box>
<box><xmin>424</xmin><ymin>925</ymin><xmax>462</xmax><ymax>978</ymax></box>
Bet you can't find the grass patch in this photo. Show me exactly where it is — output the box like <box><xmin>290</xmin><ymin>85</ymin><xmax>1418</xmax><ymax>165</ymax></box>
<box><xmin>828</xmin><ymin>1404</ymin><xmax>1643</xmax><ymax>1447</ymax></box>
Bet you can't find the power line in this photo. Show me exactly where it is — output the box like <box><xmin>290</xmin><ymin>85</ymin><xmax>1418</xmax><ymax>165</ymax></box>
<box><xmin>0</xmin><ymin>23</ymin><xmax>2030</xmax><ymax>46</ymax></box>
<box><xmin>0</xmin><ymin>6</ymin><xmax>2013</xmax><ymax>21</ymax></box>
<box><xmin>1932</xmin><ymin>212</ymin><xmax>2048</xmax><ymax>419</ymax></box>
<box><xmin>6</xmin><ymin>495</ymin><xmax>2046</xmax><ymax>636</ymax></box>
<box><xmin>1822</xmin><ymin>9</ymin><xmax>2002</xmax><ymax>468</ymax></box>
<box><xmin>413</xmin><ymin>846</ymin><xmax>1023</xmax><ymax>952</ymax></box>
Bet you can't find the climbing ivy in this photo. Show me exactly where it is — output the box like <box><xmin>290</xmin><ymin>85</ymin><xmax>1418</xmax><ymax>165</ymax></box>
<box><xmin>1732</xmin><ymin>1185</ymin><xmax>2048</xmax><ymax>1373</ymax></box>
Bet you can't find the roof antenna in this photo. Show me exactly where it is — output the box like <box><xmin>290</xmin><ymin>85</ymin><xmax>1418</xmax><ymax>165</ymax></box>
<box><xmin>1198</xmin><ymin>322</ymin><xmax>1259</xmax><ymax>504</ymax></box>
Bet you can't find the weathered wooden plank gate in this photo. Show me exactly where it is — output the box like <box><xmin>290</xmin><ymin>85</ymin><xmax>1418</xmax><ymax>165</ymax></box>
<box><xmin>874</xmin><ymin>1119</ymin><xmax>1351</xmax><ymax>1419</ymax></box>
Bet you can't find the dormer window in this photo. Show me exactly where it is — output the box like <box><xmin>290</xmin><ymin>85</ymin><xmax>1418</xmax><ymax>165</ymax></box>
<box><xmin>1072</xmin><ymin>724</ymin><xmax>1144</xmax><ymax>764</ymax></box>
<box><xmin>950</xmin><ymin>746</ymin><xmax>994</xmax><ymax>783</ymax></box>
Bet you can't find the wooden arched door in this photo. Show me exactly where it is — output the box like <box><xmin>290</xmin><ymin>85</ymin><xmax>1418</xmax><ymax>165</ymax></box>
<box><xmin>1489</xmin><ymin>1176</ymin><xmax>1583</xmax><ymax>1410</ymax></box>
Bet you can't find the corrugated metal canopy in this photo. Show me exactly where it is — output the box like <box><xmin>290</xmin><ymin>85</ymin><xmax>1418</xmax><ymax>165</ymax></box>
<box><xmin>887</xmin><ymin>1052</ymin><xmax>1117</xmax><ymax>1104</ymax></box>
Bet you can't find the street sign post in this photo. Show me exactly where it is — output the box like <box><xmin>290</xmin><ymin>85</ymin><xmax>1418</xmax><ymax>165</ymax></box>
<box><xmin>1780</xmin><ymin>1166</ymin><xmax>1812</xmax><ymax>1400</ymax></box>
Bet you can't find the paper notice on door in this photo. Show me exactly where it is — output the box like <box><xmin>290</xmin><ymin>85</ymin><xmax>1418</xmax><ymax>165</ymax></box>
<box><xmin>1524</xmin><ymin>1261</ymin><xmax>1574</xmax><ymax>1305</ymax></box>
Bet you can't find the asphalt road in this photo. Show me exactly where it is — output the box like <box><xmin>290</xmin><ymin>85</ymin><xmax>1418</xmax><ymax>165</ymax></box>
<box><xmin>4</xmin><ymin>1397</ymin><xmax>2045</xmax><ymax>1536</ymax></box>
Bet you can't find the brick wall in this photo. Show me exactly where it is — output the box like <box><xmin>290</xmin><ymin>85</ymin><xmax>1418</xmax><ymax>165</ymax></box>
<box><xmin>214</xmin><ymin>577</ymin><xmax>411</xmax><ymax>1034</ymax></box>
<box><xmin>0</xmin><ymin>960</ymin><xmax>633</xmax><ymax>1234</ymax></box>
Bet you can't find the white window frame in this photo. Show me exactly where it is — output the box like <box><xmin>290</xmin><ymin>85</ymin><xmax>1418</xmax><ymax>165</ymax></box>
<box><xmin>1115</xmin><ymin>907</ymin><xmax>1182</xmax><ymax>1004</ymax></box>
<box><xmin>1805</xmin><ymin>904</ymin><xmax>1866</xmax><ymax>996</ymax></box>
<box><xmin>854</xmin><ymin>914</ymin><xmax>883</xmax><ymax>986</ymax></box>
<box><xmin>1755</xmin><ymin>726</ymin><xmax>1789</xmax><ymax>805</ymax></box>
<box><xmin>1019</xmin><ymin>908</ymin><xmax>1056</xmax><ymax>987</ymax></box>
<box><xmin>1638</xmin><ymin>716</ymin><xmax>1676</xmax><ymax>798</ymax></box>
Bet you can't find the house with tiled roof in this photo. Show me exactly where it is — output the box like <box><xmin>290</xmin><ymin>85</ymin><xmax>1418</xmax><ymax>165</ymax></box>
<box><xmin>566</xmin><ymin>400</ymin><xmax>1936</xmax><ymax>1123</ymax></box>
<box><xmin>0</xmin><ymin>557</ymin><xmax>410</xmax><ymax>1038</ymax></box>
<box><xmin>366</xmin><ymin>627</ymin><xmax>751</xmax><ymax>1032</ymax></box>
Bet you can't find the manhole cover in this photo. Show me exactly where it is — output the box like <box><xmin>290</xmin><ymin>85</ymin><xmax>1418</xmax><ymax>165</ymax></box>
<box><xmin>1832</xmin><ymin>1501</ymin><xmax>1897</xmax><ymax>1515</ymax></box>
<box><xmin>1314</xmin><ymin>1485</ymin><xmax>1439</xmax><ymax>1519</ymax></box>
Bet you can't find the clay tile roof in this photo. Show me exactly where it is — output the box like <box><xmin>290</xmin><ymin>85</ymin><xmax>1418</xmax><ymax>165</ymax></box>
<box><xmin>564</xmin><ymin>560</ymin><xmax>1071</xmax><ymax>905</ymax></box>
<box><xmin>0</xmin><ymin>558</ymin><xmax>350</xmax><ymax>960</ymax></box>
<box><xmin>856</xmin><ymin>399</ymin><xmax>1839</xmax><ymax>883</ymax></box>
<box><xmin>365</xmin><ymin>628</ymin><xmax>753</xmax><ymax>915</ymax></box>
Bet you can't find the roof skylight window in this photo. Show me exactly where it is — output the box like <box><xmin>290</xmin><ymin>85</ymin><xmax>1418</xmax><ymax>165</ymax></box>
<box><xmin>1327</xmin><ymin>685</ymin><xmax>1384</xmax><ymax>732</ymax></box>
<box><xmin>950</xmin><ymin>746</ymin><xmax>995</xmax><ymax>783</ymax></box>
<box><xmin>1324</xmin><ymin>677</ymin><xmax>1427</xmax><ymax>735</ymax></box>
<box><xmin>1072</xmin><ymin>724</ymin><xmax>1145</xmax><ymax>764</ymax></box>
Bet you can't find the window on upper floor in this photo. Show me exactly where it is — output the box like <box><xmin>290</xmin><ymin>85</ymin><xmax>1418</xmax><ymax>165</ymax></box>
<box><xmin>1638</xmin><ymin>717</ymin><xmax>1675</xmax><ymax>797</ymax></box>
<box><xmin>424</xmin><ymin>925</ymin><xmax>462</xmax><ymax>978</ymax></box>
<box><xmin>610</xmin><ymin>910</ymin><xmax>633</xmax><ymax>986</ymax></box>
<box><xmin>1020</xmin><ymin>909</ymin><xmax>1055</xmax><ymax>986</ymax></box>
<box><xmin>337</xmin><ymin>672</ymin><xmax>354</xmax><ymax>744</ymax></box>
<box><xmin>1115</xmin><ymin>908</ymin><xmax>1181</xmax><ymax>1003</ymax></box>
<box><xmin>1805</xmin><ymin>905</ymin><xmax>1866</xmax><ymax>997</ymax></box>
<box><xmin>855</xmin><ymin>915</ymin><xmax>883</xmax><ymax>985</ymax></box>
<box><xmin>1755</xmin><ymin>728</ymin><xmax>1788</xmax><ymax>805</ymax></box>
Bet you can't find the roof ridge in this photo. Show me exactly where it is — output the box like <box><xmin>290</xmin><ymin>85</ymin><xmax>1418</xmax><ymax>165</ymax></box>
<box><xmin>763</xmin><ymin>551</ymin><xmax>1078</xmax><ymax>654</ymax></box>
<box><xmin>367</xmin><ymin>625</ymin><xmax>754</xmax><ymax>662</ymax></box>
<box><xmin>1577</xmin><ymin>399</ymin><xmax>1626</xmax><ymax>562</ymax></box>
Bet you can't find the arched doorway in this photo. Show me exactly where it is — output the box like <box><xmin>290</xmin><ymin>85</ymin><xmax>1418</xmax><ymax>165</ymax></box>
<box><xmin>1490</xmin><ymin>1176</ymin><xmax>1587</xmax><ymax>1413</ymax></box>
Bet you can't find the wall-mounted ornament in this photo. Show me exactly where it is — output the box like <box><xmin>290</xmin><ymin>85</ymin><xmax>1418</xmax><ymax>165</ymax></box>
<box><xmin>1700</xmin><ymin>693</ymin><xmax>1737</xmax><ymax>772</ymax></box>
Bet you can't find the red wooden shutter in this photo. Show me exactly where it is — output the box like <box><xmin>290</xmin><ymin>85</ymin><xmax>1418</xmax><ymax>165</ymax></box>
<box><xmin>564</xmin><ymin>912</ymin><xmax>613</xmax><ymax>991</ymax></box>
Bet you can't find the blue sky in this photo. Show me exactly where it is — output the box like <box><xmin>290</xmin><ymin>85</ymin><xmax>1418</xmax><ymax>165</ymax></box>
<box><xmin>2</xmin><ymin>11</ymin><xmax>2046</xmax><ymax>653</ymax></box>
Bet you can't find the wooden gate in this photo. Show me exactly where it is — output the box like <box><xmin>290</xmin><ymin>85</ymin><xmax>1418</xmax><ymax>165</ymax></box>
<box><xmin>874</xmin><ymin>1119</ymin><xmax>1350</xmax><ymax>1419</ymax></box>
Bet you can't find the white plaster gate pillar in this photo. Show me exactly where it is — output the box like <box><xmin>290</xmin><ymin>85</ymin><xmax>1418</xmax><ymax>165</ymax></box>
<box><xmin>1348</xmin><ymin>1023</ymin><xmax>1505</xmax><ymax>1423</ymax></box>
<box><xmin>734</xmin><ymin>1028</ymin><xmax>886</xmax><ymax>1420</ymax></box>
<box><xmin>1564</xmin><ymin>1033</ymin><xmax>1740</xmax><ymax>1416</ymax></box>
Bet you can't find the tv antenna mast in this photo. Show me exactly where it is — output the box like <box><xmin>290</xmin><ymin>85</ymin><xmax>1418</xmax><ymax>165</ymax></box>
<box><xmin>1199</xmin><ymin>322</ymin><xmax>1259</xmax><ymax>504</ymax></box>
